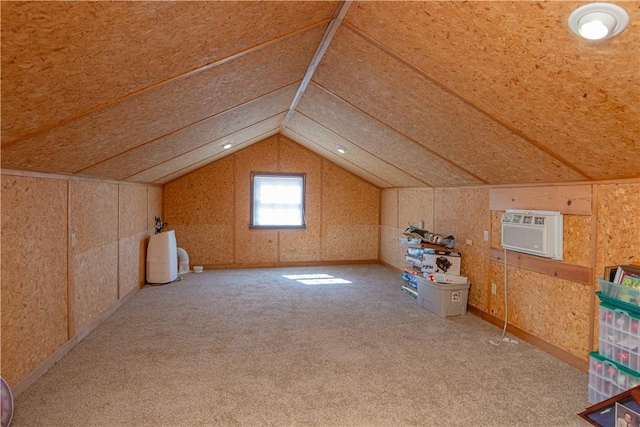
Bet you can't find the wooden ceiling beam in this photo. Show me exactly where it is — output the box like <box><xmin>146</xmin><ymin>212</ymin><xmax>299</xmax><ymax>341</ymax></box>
<box><xmin>281</xmin><ymin>1</ymin><xmax>352</xmax><ymax>132</ymax></box>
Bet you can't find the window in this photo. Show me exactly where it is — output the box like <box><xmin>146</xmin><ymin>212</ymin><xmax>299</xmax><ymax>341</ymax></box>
<box><xmin>250</xmin><ymin>173</ymin><xmax>306</xmax><ymax>229</ymax></box>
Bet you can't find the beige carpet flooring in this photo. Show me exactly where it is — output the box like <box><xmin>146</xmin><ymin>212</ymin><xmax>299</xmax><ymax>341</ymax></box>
<box><xmin>13</xmin><ymin>264</ymin><xmax>590</xmax><ymax>426</ymax></box>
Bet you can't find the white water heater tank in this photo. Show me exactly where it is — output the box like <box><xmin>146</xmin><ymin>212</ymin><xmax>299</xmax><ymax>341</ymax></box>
<box><xmin>146</xmin><ymin>230</ymin><xmax>178</xmax><ymax>284</ymax></box>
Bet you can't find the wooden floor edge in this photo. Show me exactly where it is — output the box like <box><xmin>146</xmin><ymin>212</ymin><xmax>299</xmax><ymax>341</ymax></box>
<box><xmin>467</xmin><ymin>305</ymin><xmax>589</xmax><ymax>372</ymax></box>
<box><xmin>11</xmin><ymin>286</ymin><xmax>141</xmax><ymax>397</ymax></box>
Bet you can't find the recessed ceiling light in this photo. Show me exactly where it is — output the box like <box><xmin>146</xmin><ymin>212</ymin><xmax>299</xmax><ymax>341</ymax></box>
<box><xmin>568</xmin><ymin>3</ymin><xmax>629</xmax><ymax>40</ymax></box>
<box><xmin>336</xmin><ymin>144</ymin><xmax>348</xmax><ymax>154</ymax></box>
<box><xmin>222</xmin><ymin>142</ymin><xmax>232</xmax><ymax>150</ymax></box>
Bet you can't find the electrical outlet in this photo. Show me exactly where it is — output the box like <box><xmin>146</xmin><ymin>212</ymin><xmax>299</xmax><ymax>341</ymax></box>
<box><xmin>491</xmin><ymin>283</ymin><xmax>497</xmax><ymax>294</ymax></box>
<box><xmin>71</xmin><ymin>233</ymin><xmax>76</xmax><ymax>248</ymax></box>
<box><xmin>483</xmin><ymin>230</ymin><xmax>489</xmax><ymax>241</ymax></box>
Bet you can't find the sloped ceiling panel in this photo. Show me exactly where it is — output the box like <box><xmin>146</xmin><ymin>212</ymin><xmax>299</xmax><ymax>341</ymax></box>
<box><xmin>1</xmin><ymin>1</ymin><xmax>638</xmax><ymax>187</ymax></box>
<box><xmin>285</xmin><ymin>111</ymin><xmax>423</xmax><ymax>188</ymax></box>
<box><xmin>308</xmin><ymin>26</ymin><xmax>587</xmax><ymax>185</ymax></box>
<box><xmin>343</xmin><ymin>1</ymin><xmax>640</xmax><ymax>180</ymax></box>
<box><xmin>80</xmin><ymin>84</ymin><xmax>299</xmax><ymax>181</ymax></box>
<box><xmin>295</xmin><ymin>82</ymin><xmax>484</xmax><ymax>187</ymax></box>
<box><xmin>1</xmin><ymin>1</ymin><xmax>337</xmax><ymax>143</ymax></box>
<box><xmin>132</xmin><ymin>114</ymin><xmax>284</xmax><ymax>184</ymax></box>
<box><xmin>1</xmin><ymin>25</ymin><xmax>325</xmax><ymax>174</ymax></box>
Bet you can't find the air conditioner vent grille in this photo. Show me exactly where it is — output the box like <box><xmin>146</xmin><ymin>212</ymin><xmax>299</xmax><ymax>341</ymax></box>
<box><xmin>501</xmin><ymin>209</ymin><xmax>563</xmax><ymax>260</ymax></box>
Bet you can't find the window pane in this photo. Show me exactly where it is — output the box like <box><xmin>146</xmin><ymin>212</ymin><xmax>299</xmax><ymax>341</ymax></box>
<box><xmin>252</xmin><ymin>174</ymin><xmax>305</xmax><ymax>227</ymax></box>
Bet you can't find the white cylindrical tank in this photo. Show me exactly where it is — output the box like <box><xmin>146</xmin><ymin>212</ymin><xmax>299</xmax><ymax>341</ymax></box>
<box><xmin>177</xmin><ymin>247</ymin><xmax>190</xmax><ymax>274</ymax></box>
<box><xmin>146</xmin><ymin>230</ymin><xmax>178</xmax><ymax>284</ymax></box>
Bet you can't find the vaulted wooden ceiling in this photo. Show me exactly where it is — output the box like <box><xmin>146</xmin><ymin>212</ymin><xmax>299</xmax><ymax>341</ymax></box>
<box><xmin>2</xmin><ymin>1</ymin><xmax>638</xmax><ymax>187</ymax></box>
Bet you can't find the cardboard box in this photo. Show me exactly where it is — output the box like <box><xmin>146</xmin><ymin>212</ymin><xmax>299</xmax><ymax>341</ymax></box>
<box><xmin>421</xmin><ymin>248</ymin><xmax>461</xmax><ymax>275</ymax></box>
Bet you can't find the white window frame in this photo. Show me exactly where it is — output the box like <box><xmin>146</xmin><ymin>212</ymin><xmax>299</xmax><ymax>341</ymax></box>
<box><xmin>250</xmin><ymin>173</ymin><xmax>306</xmax><ymax>229</ymax></box>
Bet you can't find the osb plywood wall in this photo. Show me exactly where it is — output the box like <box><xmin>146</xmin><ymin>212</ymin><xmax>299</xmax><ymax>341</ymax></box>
<box><xmin>69</xmin><ymin>181</ymin><xmax>119</xmax><ymax>335</ymax></box>
<box><xmin>380</xmin><ymin>188</ymin><xmax>435</xmax><ymax>270</ymax></box>
<box><xmin>163</xmin><ymin>135</ymin><xmax>380</xmax><ymax>268</ymax></box>
<box><xmin>1</xmin><ymin>175</ymin><xmax>68</xmax><ymax>387</ymax></box>
<box><xmin>1</xmin><ymin>171</ymin><xmax>162</xmax><ymax>389</ymax></box>
<box><xmin>380</xmin><ymin>181</ymin><xmax>640</xmax><ymax>368</ymax></box>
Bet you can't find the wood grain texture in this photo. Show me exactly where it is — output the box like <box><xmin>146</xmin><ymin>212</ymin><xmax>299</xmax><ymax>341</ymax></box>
<box><xmin>594</xmin><ymin>183</ymin><xmax>640</xmax><ymax>280</ymax></box>
<box><xmin>119</xmin><ymin>184</ymin><xmax>148</xmax><ymax>239</ymax></box>
<box><xmin>71</xmin><ymin>242</ymin><xmax>119</xmax><ymax>334</ymax></box>
<box><xmin>69</xmin><ymin>181</ymin><xmax>119</xmax><ymax>335</ymax></box>
<box><xmin>277</xmin><ymin>137</ymin><xmax>322</xmax><ymax>263</ymax></box>
<box><xmin>285</xmin><ymin>112</ymin><xmax>414</xmax><ymax>187</ymax></box>
<box><xmin>398</xmin><ymin>188</ymin><xmax>434</xmax><ymax>232</ymax></box>
<box><xmin>489</xmin><ymin>264</ymin><xmax>590</xmax><ymax>360</ymax></box>
<box><xmin>1</xmin><ymin>1</ymin><xmax>336</xmax><ymax>143</ymax></box>
<box><xmin>345</xmin><ymin>1</ymin><xmax>639</xmax><ymax>180</ymax></box>
<box><xmin>563</xmin><ymin>215</ymin><xmax>592</xmax><ymax>268</ymax></box>
<box><xmin>81</xmin><ymin>84</ymin><xmax>298</xmax><ymax>180</ymax></box>
<box><xmin>489</xmin><ymin>248</ymin><xmax>592</xmax><ymax>286</ymax></box>
<box><xmin>128</xmin><ymin>115</ymin><xmax>285</xmax><ymax>184</ymax></box>
<box><xmin>313</xmin><ymin>27</ymin><xmax>586</xmax><ymax>184</ymax></box>
<box><xmin>381</xmin><ymin>189</ymin><xmax>398</xmax><ymax>228</ymax></box>
<box><xmin>434</xmin><ymin>188</ymin><xmax>491</xmax><ymax>311</ymax></box>
<box><xmin>321</xmin><ymin>160</ymin><xmax>380</xmax><ymax>261</ymax></box>
<box><xmin>147</xmin><ymin>186</ymin><xmax>163</xmax><ymax>231</ymax></box>
<box><xmin>163</xmin><ymin>156</ymin><xmax>236</xmax><ymax>266</ymax></box>
<box><xmin>234</xmin><ymin>137</ymin><xmax>280</xmax><ymax>265</ymax></box>
<box><xmin>489</xmin><ymin>185</ymin><xmax>592</xmax><ymax>215</ymax></box>
<box><xmin>1</xmin><ymin>175</ymin><xmax>68</xmax><ymax>387</ymax></box>
<box><xmin>295</xmin><ymin>83</ymin><xmax>482</xmax><ymax>187</ymax></box>
<box><xmin>1</xmin><ymin>25</ymin><xmax>325</xmax><ymax>174</ymax></box>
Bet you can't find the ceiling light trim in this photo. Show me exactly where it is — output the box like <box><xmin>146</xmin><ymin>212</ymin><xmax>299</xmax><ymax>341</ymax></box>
<box><xmin>568</xmin><ymin>3</ymin><xmax>629</xmax><ymax>40</ymax></box>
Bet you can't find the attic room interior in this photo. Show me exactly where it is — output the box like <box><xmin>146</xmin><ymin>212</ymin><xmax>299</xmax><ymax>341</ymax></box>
<box><xmin>1</xmin><ymin>1</ymin><xmax>639</xmax><ymax>425</ymax></box>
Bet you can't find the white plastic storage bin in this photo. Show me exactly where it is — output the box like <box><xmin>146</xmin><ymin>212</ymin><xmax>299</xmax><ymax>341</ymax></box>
<box><xmin>146</xmin><ymin>230</ymin><xmax>178</xmax><ymax>284</ymax></box>
<box><xmin>588</xmin><ymin>351</ymin><xmax>640</xmax><ymax>404</ymax></box>
<box><xmin>414</xmin><ymin>275</ymin><xmax>469</xmax><ymax>317</ymax></box>
<box><xmin>599</xmin><ymin>302</ymin><xmax>640</xmax><ymax>372</ymax></box>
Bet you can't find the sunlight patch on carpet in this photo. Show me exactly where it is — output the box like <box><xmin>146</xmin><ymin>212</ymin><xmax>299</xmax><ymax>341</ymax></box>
<box><xmin>283</xmin><ymin>274</ymin><xmax>352</xmax><ymax>285</ymax></box>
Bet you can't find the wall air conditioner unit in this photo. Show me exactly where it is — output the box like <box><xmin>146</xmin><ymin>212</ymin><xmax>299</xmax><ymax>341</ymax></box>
<box><xmin>501</xmin><ymin>209</ymin><xmax>563</xmax><ymax>260</ymax></box>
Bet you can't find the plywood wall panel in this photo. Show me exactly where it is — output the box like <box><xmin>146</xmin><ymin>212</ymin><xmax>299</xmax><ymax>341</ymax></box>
<box><xmin>1</xmin><ymin>26</ymin><xmax>324</xmax><ymax>175</ymax></box>
<box><xmin>381</xmin><ymin>189</ymin><xmax>398</xmax><ymax>228</ymax></box>
<box><xmin>119</xmin><ymin>235</ymin><xmax>148</xmax><ymax>297</ymax></box>
<box><xmin>70</xmin><ymin>181</ymin><xmax>119</xmax><ymax>254</ymax></box>
<box><xmin>119</xmin><ymin>185</ymin><xmax>148</xmax><ymax>239</ymax></box>
<box><xmin>81</xmin><ymin>85</ymin><xmax>297</xmax><ymax>180</ymax></box>
<box><xmin>345</xmin><ymin>2</ymin><xmax>639</xmax><ymax>180</ymax></box>
<box><xmin>1</xmin><ymin>1</ymin><xmax>336</xmax><ymax>143</ymax></box>
<box><xmin>69</xmin><ymin>181</ymin><xmax>119</xmax><ymax>335</ymax></box>
<box><xmin>594</xmin><ymin>183</ymin><xmax>640</xmax><ymax>278</ymax></box>
<box><xmin>563</xmin><ymin>215</ymin><xmax>592</xmax><ymax>267</ymax></box>
<box><xmin>490</xmin><ymin>185</ymin><xmax>592</xmax><ymax>216</ymax></box>
<box><xmin>489</xmin><ymin>264</ymin><xmax>590</xmax><ymax>360</ymax></box>
<box><xmin>313</xmin><ymin>27</ymin><xmax>586</xmax><ymax>184</ymax></box>
<box><xmin>147</xmin><ymin>186</ymin><xmax>163</xmax><ymax>231</ymax></box>
<box><xmin>118</xmin><ymin>184</ymin><xmax>149</xmax><ymax>296</ymax></box>
<box><xmin>127</xmin><ymin>115</ymin><xmax>284</xmax><ymax>184</ymax></box>
<box><xmin>164</xmin><ymin>156</ymin><xmax>235</xmax><ymax>266</ymax></box>
<box><xmin>286</xmin><ymin>112</ymin><xmax>419</xmax><ymax>187</ymax></box>
<box><xmin>398</xmin><ymin>188</ymin><xmax>434</xmax><ymax>231</ymax></box>
<box><xmin>234</xmin><ymin>137</ymin><xmax>280</xmax><ymax>265</ymax></box>
<box><xmin>321</xmin><ymin>160</ymin><xmax>380</xmax><ymax>261</ymax></box>
<box><xmin>297</xmin><ymin>83</ymin><xmax>482</xmax><ymax>187</ymax></box>
<box><xmin>434</xmin><ymin>188</ymin><xmax>491</xmax><ymax>311</ymax></box>
<box><xmin>71</xmin><ymin>242</ymin><xmax>119</xmax><ymax>334</ymax></box>
<box><xmin>277</xmin><ymin>137</ymin><xmax>322</xmax><ymax>263</ymax></box>
<box><xmin>1</xmin><ymin>176</ymin><xmax>68</xmax><ymax>387</ymax></box>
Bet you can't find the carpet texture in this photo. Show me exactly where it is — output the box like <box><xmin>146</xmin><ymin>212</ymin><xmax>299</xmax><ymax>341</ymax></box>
<box><xmin>12</xmin><ymin>265</ymin><xmax>589</xmax><ymax>426</ymax></box>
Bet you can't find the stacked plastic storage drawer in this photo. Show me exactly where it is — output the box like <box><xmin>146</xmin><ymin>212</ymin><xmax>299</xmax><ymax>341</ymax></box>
<box><xmin>590</xmin><ymin>278</ymin><xmax>640</xmax><ymax>403</ymax></box>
